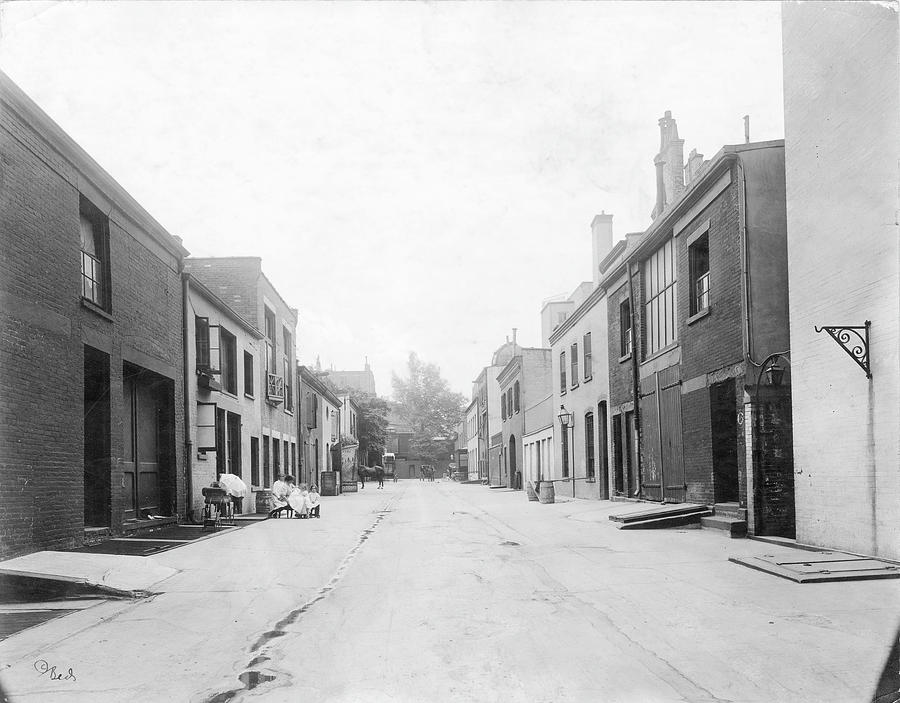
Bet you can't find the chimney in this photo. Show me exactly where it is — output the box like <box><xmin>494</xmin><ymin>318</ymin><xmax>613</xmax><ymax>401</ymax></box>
<box><xmin>651</xmin><ymin>110</ymin><xmax>685</xmax><ymax>219</ymax></box>
<box><xmin>744</xmin><ymin>114</ymin><xmax>750</xmax><ymax>144</ymax></box>
<box><xmin>591</xmin><ymin>211</ymin><xmax>614</xmax><ymax>286</ymax></box>
<box><xmin>684</xmin><ymin>148</ymin><xmax>705</xmax><ymax>186</ymax></box>
<box><xmin>512</xmin><ymin>328</ymin><xmax>518</xmax><ymax>346</ymax></box>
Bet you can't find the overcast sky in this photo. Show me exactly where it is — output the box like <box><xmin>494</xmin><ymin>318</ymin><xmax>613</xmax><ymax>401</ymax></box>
<box><xmin>0</xmin><ymin>1</ymin><xmax>784</xmax><ymax>398</ymax></box>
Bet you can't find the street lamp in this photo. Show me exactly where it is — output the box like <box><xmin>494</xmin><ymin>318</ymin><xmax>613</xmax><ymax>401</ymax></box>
<box><xmin>558</xmin><ymin>405</ymin><xmax>575</xmax><ymax>497</ymax></box>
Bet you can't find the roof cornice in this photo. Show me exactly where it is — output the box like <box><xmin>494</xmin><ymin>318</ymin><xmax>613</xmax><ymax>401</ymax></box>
<box><xmin>0</xmin><ymin>70</ymin><xmax>189</xmax><ymax>261</ymax></box>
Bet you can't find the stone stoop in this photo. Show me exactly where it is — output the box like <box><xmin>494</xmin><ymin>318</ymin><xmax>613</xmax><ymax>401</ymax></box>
<box><xmin>82</xmin><ymin>527</ymin><xmax>110</xmax><ymax>546</ymax></box>
<box><xmin>700</xmin><ymin>502</ymin><xmax>748</xmax><ymax>538</ymax></box>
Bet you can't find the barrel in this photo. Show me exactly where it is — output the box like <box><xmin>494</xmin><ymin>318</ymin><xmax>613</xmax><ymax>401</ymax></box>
<box><xmin>538</xmin><ymin>481</ymin><xmax>555</xmax><ymax>504</ymax></box>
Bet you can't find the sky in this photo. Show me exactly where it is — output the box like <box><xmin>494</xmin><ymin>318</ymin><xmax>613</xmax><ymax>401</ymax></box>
<box><xmin>0</xmin><ymin>1</ymin><xmax>784</xmax><ymax>398</ymax></box>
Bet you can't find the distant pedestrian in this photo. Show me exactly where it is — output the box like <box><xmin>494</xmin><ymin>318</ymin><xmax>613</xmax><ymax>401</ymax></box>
<box><xmin>376</xmin><ymin>466</ymin><xmax>385</xmax><ymax>489</ymax></box>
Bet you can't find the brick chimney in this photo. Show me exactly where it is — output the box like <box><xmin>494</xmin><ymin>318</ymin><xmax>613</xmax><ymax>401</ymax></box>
<box><xmin>651</xmin><ymin>110</ymin><xmax>685</xmax><ymax>219</ymax></box>
<box><xmin>591</xmin><ymin>211</ymin><xmax>613</xmax><ymax>286</ymax></box>
<box><xmin>684</xmin><ymin>148</ymin><xmax>705</xmax><ymax>186</ymax></box>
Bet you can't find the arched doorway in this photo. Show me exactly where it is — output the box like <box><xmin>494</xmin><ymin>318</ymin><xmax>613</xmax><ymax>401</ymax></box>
<box><xmin>509</xmin><ymin>436</ymin><xmax>519</xmax><ymax>489</ymax></box>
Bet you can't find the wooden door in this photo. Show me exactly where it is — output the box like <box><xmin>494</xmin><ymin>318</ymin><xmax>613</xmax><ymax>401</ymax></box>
<box><xmin>123</xmin><ymin>374</ymin><xmax>161</xmax><ymax>521</ymax></box>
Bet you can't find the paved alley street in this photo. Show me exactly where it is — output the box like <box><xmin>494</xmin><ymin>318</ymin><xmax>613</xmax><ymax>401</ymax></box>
<box><xmin>1</xmin><ymin>482</ymin><xmax>897</xmax><ymax>703</ymax></box>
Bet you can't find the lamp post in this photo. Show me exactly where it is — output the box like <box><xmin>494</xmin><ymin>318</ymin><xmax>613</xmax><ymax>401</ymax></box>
<box><xmin>558</xmin><ymin>405</ymin><xmax>574</xmax><ymax>497</ymax></box>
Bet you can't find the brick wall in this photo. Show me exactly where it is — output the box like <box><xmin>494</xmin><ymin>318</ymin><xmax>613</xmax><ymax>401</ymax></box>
<box><xmin>1</xmin><ymin>83</ymin><xmax>186</xmax><ymax>558</ymax></box>
<box><xmin>676</xmin><ymin>178</ymin><xmax>744</xmax><ymax>381</ymax></box>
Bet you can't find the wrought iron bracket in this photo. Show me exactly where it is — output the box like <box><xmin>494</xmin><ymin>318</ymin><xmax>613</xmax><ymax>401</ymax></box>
<box><xmin>814</xmin><ymin>321</ymin><xmax>871</xmax><ymax>379</ymax></box>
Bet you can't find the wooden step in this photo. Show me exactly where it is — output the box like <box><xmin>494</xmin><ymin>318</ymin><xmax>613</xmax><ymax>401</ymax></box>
<box><xmin>616</xmin><ymin>509</ymin><xmax>712</xmax><ymax>530</ymax></box>
<box><xmin>713</xmin><ymin>502</ymin><xmax>747</xmax><ymax>521</ymax></box>
<box><xmin>701</xmin><ymin>515</ymin><xmax>747</xmax><ymax>538</ymax></box>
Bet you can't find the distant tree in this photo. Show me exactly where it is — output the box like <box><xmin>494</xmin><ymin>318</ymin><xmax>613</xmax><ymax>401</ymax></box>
<box><xmin>352</xmin><ymin>391</ymin><xmax>390</xmax><ymax>466</ymax></box>
<box><xmin>392</xmin><ymin>352</ymin><xmax>465</xmax><ymax>465</ymax></box>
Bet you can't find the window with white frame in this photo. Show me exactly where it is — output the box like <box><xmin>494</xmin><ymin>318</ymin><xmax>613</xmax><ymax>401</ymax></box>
<box><xmin>689</xmin><ymin>231</ymin><xmax>710</xmax><ymax>315</ymax></box>
<box><xmin>583</xmin><ymin>332</ymin><xmax>592</xmax><ymax>380</ymax></box>
<box><xmin>570</xmin><ymin>343</ymin><xmax>578</xmax><ymax>387</ymax></box>
<box><xmin>619</xmin><ymin>299</ymin><xmax>632</xmax><ymax>358</ymax></box>
<box><xmin>643</xmin><ymin>238</ymin><xmax>677</xmax><ymax>355</ymax></box>
<box><xmin>79</xmin><ymin>196</ymin><xmax>110</xmax><ymax>310</ymax></box>
<box><xmin>559</xmin><ymin>351</ymin><xmax>567</xmax><ymax>393</ymax></box>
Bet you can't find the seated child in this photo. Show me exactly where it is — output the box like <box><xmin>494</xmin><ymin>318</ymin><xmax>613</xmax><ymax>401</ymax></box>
<box><xmin>288</xmin><ymin>484</ymin><xmax>310</xmax><ymax>519</ymax></box>
<box><xmin>308</xmin><ymin>485</ymin><xmax>321</xmax><ymax>518</ymax></box>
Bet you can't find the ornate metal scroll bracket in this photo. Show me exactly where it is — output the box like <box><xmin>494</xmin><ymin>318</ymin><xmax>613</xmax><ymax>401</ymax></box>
<box><xmin>814</xmin><ymin>321</ymin><xmax>871</xmax><ymax>379</ymax></box>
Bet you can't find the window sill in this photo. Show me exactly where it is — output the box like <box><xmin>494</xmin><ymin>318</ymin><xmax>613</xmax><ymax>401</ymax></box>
<box><xmin>618</xmin><ymin>353</ymin><xmax>632</xmax><ymax>364</ymax></box>
<box><xmin>560</xmin><ymin>389</ymin><xmax>567</xmax><ymax>396</ymax></box>
<box><xmin>642</xmin><ymin>342</ymin><xmax>679</xmax><ymax>364</ymax></box>
<box><xmin>585</xmin><ymin>478</ymin><xmax>596</xmax><ymax>483</ymax></box>
<box><xmin>687</xmin><ymin>307</ymin><xmax>711</xmax><ymax>326</ymax></box>
<box><xmin>244</xmin><ymin>393</ymin><xmax>255</xmax><ymax>400</ymax></box>
<box><xmin>570</xmin><ymin>383</ymin><xmax>579</xmax><ymax>391</ymax></box>
<box><xmin>220</xmin><ymin>389</ymin><xmax>239</xmax><ymax>400</ymax></box>
<box><xmin>583</xmin><ymin>376</ymin><xmax>593</xmax><ymax>383</ymax></box>
<box><xmin>81</xmin><ymin>298</ymin><xmax>113</xmax><ymax>321</ymax></box>
<box><xmin>283</xmin><ymin>409</ymin><xmax>294</xmax><ymax>416</ymax></box>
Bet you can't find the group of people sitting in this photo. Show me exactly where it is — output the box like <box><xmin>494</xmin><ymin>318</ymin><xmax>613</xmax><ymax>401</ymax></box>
<box><xmin>269</xmin><ymin>475</ymin><xmax>321</xmax><ymax>519</ymax></box>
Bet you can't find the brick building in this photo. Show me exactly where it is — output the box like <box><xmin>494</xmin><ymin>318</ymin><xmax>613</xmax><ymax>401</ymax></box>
<box><xmin>326</xmin><ymin>360</ymin><xmax>376</xmax><ymax>396</ymax></box>
<box><xmin>0</xmin><ymin>71</ymin><xmax>189</xmax><ymax>558</ymax></box>
<box><xmin>605</xmin><ymin>112</ymin><xmax>792</xmax><ymax>536</ymax></box>
<box><xmin>499</xmin><ymin>347</ymin><xmax>553</xmax><ymax>493</ymax></box>
<box><xmin>183</xmin><ymin>258</ymin><xmax>299</xmax><ymax>509</ymax></box>
<box><xmin>782</xmin><ymin>2</ymin><xmax>899</xmax><ymax>559</ymax></box>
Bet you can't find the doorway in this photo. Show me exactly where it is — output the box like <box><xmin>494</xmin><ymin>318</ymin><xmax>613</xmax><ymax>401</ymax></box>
<box><xmin>122</xmin><ymin>364</ymin><xmax>174</xmax><ymax>521</ymax></box>
<box><xmin>84</xmin><ymin>346</ymin><xmax>110</xmax><ymax>527</ymax></box>
<box><xmin>509</xmin><ymin>436</ymin><xmax>518</xmax><ymax>489</ymax></box>
<box><xmin>710</xmin><ymin>381</ymin><xmax>739</xmax><ymax>503</ymax></box>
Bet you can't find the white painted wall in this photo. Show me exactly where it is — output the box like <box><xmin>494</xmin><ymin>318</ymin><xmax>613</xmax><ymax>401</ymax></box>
<box><xmin>783</xmin><ymin>1</ymin><xmax>900</xmax><ymax>559</ymax></box>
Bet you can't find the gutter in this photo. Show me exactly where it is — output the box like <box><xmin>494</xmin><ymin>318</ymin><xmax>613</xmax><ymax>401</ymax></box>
<box><xmin>181</xmin><ymin>271</ymin><xmax>194</xmax><ymax>522</ymax></box>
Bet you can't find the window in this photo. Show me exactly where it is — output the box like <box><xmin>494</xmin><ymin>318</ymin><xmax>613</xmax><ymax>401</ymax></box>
<box><xmin>283</xmin><ymin>328</ymin><xmax>293</xmax><ymax>411</ymax></box>
<box><xmin>263</xmin><ymin>435</ymin><xmax>270</xmax><ymax>487</ymax></box>
<box><xmin>273</xmin><ymin>438</ymin><xmax>281</xmax><ymax>477</ymax></box>
<box><xmin>244</xmin><ymin>351</ymin><xmax>254</xmax><ymax>396</ymax></box>
<box><xmin>561</xmin><ymin>421</ymin><xmax>569</xmax><ymax>478</ymax></box>
<box><xmin>284</xmin><ymin>439</ymin><xmax>290</xmax><ymax>473</ymax></box>
<box><xmin>220</xmin><ymin>328</ymin><xmax>237</xmax><ymax>394</ymax></box>
<box><xmin>598</xmin><ymin>401</ymin><xmax>609</xmax><ymax>494</ymax></box>
<box><xmin>585</xmin><ymin>412</ymin><xmax>595</xmax><ymax>480</ymax></box>
<box><xmin>501</xmin><ymin>393</ymin><xmax>507</xmax><ymax>420</ymax></box>
<box><xmin>560</xmin><ymin>352</ymin><xmax>567</xmax><ymax>393</ymax></box>
<box><xmin>583</xmin><ymin>332</ymin><xmax>592</xmax><ymax>380</ymax></box>
<box><xmin>79</xmin><ymin>196</ymin><xmax>110</xmax><ymax>310</ymax></box>
<box><xmin>620</xmin><ymin>300</ymin><xmax>632</xmax><ymax>358</ymax></box>
<box><xmin>250</xmin><ymin>436</ymin><xmax>260</xmax><ymax>486</ymax></box>
<box><xmin>690</xmin><ymin>232</ymin><xmax>710</xmax><ymax>315</ymax></box>
<box><xmin>644</xmin><ymin>238</ymin><xmax>677</xmax><ymax>355</ymax></box>
<box><xmin>513</xmin><ymin>381</ymin><xmax>520</xmax><ymax>413</ymax></box>
<box><xmin>570</xmin><ymin>343</ymin><xmax>579</xmax><ymax>387</ymax></box>
<box><xmin>195</xmin><ymin>317</ymin><xmax>210</xmax><ymax>369</ymax></box>
<box><xmin>226</xmin><ymin>411</ymin><xmax>241</xmax><ymax>476</ymax></box>
<box><xmin>291</xmin><ymin>442</ymin><xmax>296</xmax><ymax>475</ymax></box>
<box><xmin>264</xmin><ymin>308</ymin><xmax>277</xmax><ymax>373</ymax></box>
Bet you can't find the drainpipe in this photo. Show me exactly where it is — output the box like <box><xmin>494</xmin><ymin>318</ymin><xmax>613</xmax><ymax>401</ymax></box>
<box><xmin>181</xmin><ymin>271</ymin><xmax>194</xmax><ymax>522</ymax></box>
<box><xmin>626</xmin><ymin>262</ymin><xmax>643</xmax><ymax>497</ymax></box>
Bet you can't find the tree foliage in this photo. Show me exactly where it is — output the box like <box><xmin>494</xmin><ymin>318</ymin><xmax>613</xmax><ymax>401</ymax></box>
<box><xmin>349</xmin><ymin>391</ymin><xmax>390</xmax><ymax>466</ymax></box>
<box><xmin>392</xmin><ymin>352</ymin><xmax>465</xmax><ymax>464</ymax></box>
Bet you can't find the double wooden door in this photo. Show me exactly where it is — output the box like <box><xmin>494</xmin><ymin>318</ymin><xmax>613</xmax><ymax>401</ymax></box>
<box><xmin>640</xmin><ymin>366</ymin><xmax>686</xmax><ymax>503</ymax></box>
<box><xmin>122</xmin><ymin>374</ymin><xmax>163</xmax><ymax>521</ymax></box>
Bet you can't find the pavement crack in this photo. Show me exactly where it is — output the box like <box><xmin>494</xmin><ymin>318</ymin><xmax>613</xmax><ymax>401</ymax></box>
<box><xmin>203</xmin><ymin>499</ymin><xmax>396</xmax><ymax>703</ymax></box>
